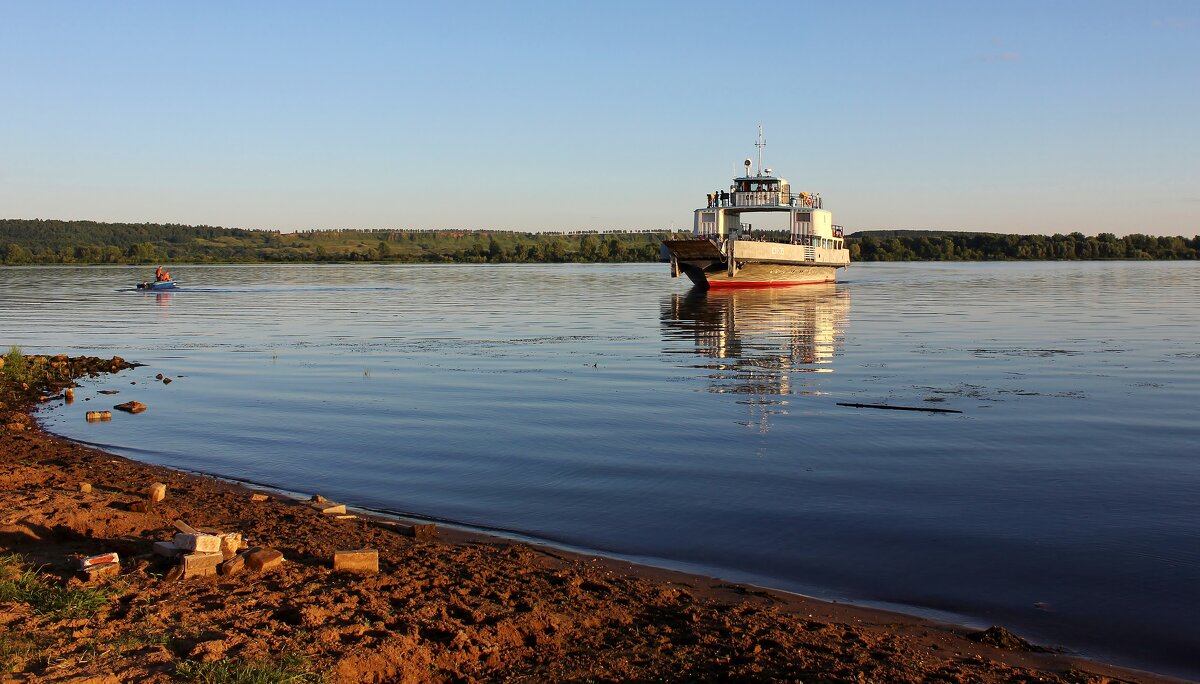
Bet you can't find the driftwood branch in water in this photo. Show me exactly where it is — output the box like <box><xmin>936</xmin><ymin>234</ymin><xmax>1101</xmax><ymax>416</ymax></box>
<box><xmin>836</xmin><ymin>402</ymin><xmax>963</xmax><ymax>414</ymax></box>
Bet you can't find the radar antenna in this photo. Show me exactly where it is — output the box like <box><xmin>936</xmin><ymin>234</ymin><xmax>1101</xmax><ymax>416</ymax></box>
<box><xmin>754</xmin><ymin>125</ymin><xmax>766</xmax><ymax>176</ymax></box>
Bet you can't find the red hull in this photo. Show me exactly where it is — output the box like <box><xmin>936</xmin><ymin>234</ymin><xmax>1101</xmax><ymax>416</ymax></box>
<box><xmin>705</xmin><ymin>278</ymin><xmax>835</xmax><ymax>289</ymax></box>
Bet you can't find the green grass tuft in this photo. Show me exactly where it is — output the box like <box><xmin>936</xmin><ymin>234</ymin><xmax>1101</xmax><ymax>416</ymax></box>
<box><xmin>1</xmin><ymin>346</ymin><xmax>27</xmax><ymax>382</ymax></box>
<box><xmin>174</xmin><ymin>654</ymin><xmax>322</xmax><ymax>684</ymax></box>
<box><xmin>0</xmin><ymin>553</ymin><xmax>114</xmax><ymax>619</ymax></box>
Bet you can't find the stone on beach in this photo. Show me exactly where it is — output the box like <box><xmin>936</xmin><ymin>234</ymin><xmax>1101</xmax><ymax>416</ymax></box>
<box><xmin>249</xmin><ymin>493</ymin><xmax>270</xmax><ymax>502</ymax></box>
<box><xmin>333</xmin><ymin>549</ymin><xmax>379</xmax><ymax>574</ymax></box>
<box><xmin>85</xmin><ymin>410</ymin><xmax>112</xmax><ymax>422</ymax></box>
<box><xmin>79</xmin><ymin>482</ymin><xmax>92</xmax><ymax>493</ymax></box>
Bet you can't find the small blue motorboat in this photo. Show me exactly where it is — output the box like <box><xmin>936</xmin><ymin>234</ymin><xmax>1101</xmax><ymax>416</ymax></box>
<box><xmin>137</xmin><ymin>280</ymin><xmax>177</xmax><ymax>290</ymax></box>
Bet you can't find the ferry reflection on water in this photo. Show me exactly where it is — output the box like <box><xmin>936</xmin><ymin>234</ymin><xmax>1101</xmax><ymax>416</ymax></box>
<box><xmin>661</xmin><ymin>284</ymin><xmax>849</xmax><ymax>430</ymax></box>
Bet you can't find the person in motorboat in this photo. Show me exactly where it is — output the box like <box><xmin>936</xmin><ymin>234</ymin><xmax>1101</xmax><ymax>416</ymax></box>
<box><xmin>155</xmin><ymin>265</ymin><xmax>171</xmax><ymax>282</ymax></box>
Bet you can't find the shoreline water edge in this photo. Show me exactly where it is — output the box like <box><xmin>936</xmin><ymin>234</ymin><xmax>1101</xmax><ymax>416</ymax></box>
<box><xmin>0</xmin><ymin>355</ymin><xmax>1189</xmax><ymax>682</ymax></box>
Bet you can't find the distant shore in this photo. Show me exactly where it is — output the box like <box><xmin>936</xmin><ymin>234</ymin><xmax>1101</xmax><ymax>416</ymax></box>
<box><xmin>2</xmin><ymin>218</ymin><xmax>1198</xmax><ymax>265</ymax></box>
<box><xmin>0</xmin><ymin>356</ymin><xmax>1186</xmax><ymax>682</ymax></box>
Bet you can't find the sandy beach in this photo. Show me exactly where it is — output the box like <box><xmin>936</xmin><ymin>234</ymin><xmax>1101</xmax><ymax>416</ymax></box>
<box><xmin>0</xmin><ymin>356</ymin><xmax>1185</xmax><ymax>682</ymax></box>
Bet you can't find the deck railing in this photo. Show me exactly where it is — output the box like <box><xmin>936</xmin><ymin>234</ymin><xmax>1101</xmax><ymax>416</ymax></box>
<box><xmin>708</xmin><ymin>192</ymin><xmax>824</xmax><ymax>209</ymax></box>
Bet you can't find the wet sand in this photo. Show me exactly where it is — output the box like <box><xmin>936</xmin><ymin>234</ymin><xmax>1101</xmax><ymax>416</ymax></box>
<box><xmin>0</xmin><ymin>358</ymin><xmax>1186</xmax><ymax>682</ymax></box>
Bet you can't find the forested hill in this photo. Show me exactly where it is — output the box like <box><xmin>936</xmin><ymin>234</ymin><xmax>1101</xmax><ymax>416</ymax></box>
<box><xmin>0</xmin><ymin>219</ymin><xmax>684</xmax><ymax>265</ymax></box>
<box><xmin>1</xmin><ymin>219</ymin><xmax>1197</xmax><ymax>264</ymax></box>
<box><xmin>848</xmin><ymin>230</ymin><xmax>1198</xmax><ymax>261</ymax></box>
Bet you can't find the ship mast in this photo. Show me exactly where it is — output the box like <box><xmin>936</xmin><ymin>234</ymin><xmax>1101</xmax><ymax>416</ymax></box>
<box><xmin>754</xmin><ymin>125</ymin><xmax>766</xmax><ymax>176</ymax></box>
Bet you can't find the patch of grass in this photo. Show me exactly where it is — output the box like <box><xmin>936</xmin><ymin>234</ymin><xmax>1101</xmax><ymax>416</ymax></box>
<box><xmin>0</xmin><ymin>633</ymin><xmax>41</xmax><ymax>673</ymax></box>
<box><xmin>110</xmin><ymin>627</ymin><xmax>172</xmax><ymax>650</ymax></box>
<box><xmin>0</xmin><ymin>553</ymin><xmax>113</xmax><ymax>619</ymax></box>
<box><xmin>1</xmin><ymin>345</ymin><xmax>27</xmax><ymax>382</ymax></box>
<box><xmin>174</xmin><ymin>654</ymin><xmax>322</xmax><ymax>684</ymax></box>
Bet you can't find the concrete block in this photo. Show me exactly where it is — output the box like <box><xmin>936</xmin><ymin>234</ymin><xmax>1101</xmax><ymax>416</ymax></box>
<box><xmin>249</xmin><ymin>493</ymin><xmax>270</xmax><ymax>502</ymax></box>
<box><xmin>148</xmin><ymin>482</ymin><xmax>167</xmax><ymax>502</ymax></box>
<box><xmin>181</xmin><ymin>552</ymin><xmax>223</xmax><ymax>578</ymax></box>
<box><xmin>245</xmin><ymin>547</ymin><xmax>284</xmax><ymax>572</ymax></box>
<box><xmin>333</xmin><ymin>549</ymin><xmax>379</xmax><ymax>574</ymax></box>
<box><xmin>74</xmin><ymin>552</ymin><xmax>119</xmax><ymax>570</ymax></box>
<box><xmin>312</xmin><ymin>502</ymin><xmax>347</xmax><ymax>515</ymax></box>
<box><xmin>174</xmin><ymin>532</ymin><xmax>222</xmax><ymax>553</ymax></box>
<box><xmin>85</xmin><ymin>411</ymin><xmax>112</xmax><ymax>422</ymax></box>
<box><xmin>79</xmin><ymin>562</ymin><xmax>120</xmax><ymax>581</ymax></box>
<box><xmin>79</xmin><ymin>482</ymin><xmax>92</xmax><ymax>493</ymax></box>
<box><xmin>153</xmin><ymin>541</ymin><xmax>184</xmax><ymax>558</ymax></box>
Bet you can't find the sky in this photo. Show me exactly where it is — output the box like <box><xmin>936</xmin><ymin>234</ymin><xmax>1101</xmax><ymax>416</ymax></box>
<box><xmin>1</xmin><ymin>1</ymin><xmax>1197</xmax><ymax>236</ymax></box>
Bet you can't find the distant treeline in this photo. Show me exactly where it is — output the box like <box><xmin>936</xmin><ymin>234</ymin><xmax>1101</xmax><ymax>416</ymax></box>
<box><xmin>1</xmin><ymin>219</ymin><xmax>1197</xmax><ymax>265</ymax></box>
<box><xmin>847</xmin><ymin>230</ymin><xmax>1199</xmax><ymax>261</ymax></box>
<box><xmin>0</xmin><ymin>219</ymin><xmax>686</xmax><ymax>265</ymax></box>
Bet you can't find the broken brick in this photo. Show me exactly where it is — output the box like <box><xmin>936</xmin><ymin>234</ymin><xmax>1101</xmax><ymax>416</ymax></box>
<box><xmin>79</xmin><ymin>562</ymin><xmax>120</xmax><ymax>582</ymax></box>
<box><xmin>333</xmin><ymin>549</ymin><xmax>379</xmax><ymax>574</ymax></box>
<box><xmin>219</xmin><ymin>554</ymin><xmax>245</xmax><ymax>576</ymax></box>
<box><xmin>73</xmin><ymin>552</ymin><xmax>119</xmax><ymax>570</ymax></box>
<box><xmin>245</xmin><ymin>548</ymin><xmax>284</xmax><ymax>572</ymax></box>
<box><xmin>407</xmin><ymin>524</ymin><xmax>437</xmax><ymax>541</ymax></box>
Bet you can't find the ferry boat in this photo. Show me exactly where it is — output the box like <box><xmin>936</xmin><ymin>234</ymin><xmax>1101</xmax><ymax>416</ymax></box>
<box><xmin>663</xmin><ymin>128</ymin><xmax>850</xmax><ymax>288</ymax></box>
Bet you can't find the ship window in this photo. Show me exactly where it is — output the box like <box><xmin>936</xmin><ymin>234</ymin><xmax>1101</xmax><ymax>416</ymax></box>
<box><xmin>703</xmin><ymin>212</ymin><xmax>715</xmax><ymax>222</ymax></box>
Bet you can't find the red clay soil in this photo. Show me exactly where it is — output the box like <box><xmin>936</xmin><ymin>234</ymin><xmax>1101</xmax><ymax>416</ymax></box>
<box><xmin>0</xmin><ymin>358</ymin><xmax>1184</xmax><ymax>683</ymax></box>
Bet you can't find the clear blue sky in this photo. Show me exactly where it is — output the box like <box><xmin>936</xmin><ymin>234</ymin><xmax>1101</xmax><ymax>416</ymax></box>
<box><xmin>1</xmin><ymin>1</ymin><xmax>1196</xmax><ymax>236</ymax></box>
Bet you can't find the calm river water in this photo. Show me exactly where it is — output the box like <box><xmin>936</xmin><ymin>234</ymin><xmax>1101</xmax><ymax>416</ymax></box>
<box><xmin>3</xmin><ymin>262</ymin><xmax>1198</xmax><ymax>678</ymax></box>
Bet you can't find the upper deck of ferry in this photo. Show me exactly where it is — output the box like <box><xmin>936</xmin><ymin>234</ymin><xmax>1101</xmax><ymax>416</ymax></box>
<box><xmin>701</xmin><ymin>175</ymin><xmax>825</xmax><ymax>212</ymax></box>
